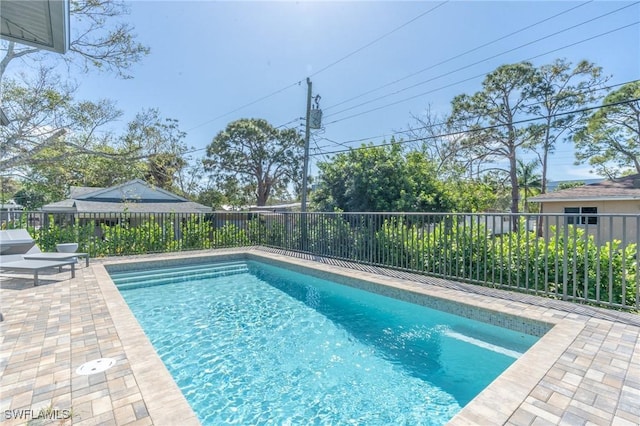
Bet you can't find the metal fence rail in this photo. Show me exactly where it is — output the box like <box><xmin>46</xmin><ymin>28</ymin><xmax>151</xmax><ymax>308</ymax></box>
<box><xmin>3</xmin><ymin>210</ymin><xmax>638</xmax><ymax>311</ymax></box>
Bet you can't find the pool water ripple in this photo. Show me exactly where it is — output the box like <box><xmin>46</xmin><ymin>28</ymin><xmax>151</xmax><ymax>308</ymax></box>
<box><xmin>114</xmin><ymin>261</ymin><xmax>538</xmax><ymax>425</ymax></box>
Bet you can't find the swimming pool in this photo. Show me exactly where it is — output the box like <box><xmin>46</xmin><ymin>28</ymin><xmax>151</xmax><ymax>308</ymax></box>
<box><xmin>110</xmin><ymin>259</ymin><xmax>540</xmax><ymax>425</ymax></box>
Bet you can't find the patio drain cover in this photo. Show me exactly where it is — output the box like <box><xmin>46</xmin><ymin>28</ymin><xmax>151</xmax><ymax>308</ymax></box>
<box><xmin>76</xmin><ymin>358</ymin><xmax>116</xmax><ymax>375</ymax></box>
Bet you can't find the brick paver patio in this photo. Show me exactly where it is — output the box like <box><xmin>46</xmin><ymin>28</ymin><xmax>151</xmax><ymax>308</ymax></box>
<box><xmin>1</xmin><ymin>248</ymin><xmax>638</xmax><ymax>425</ymax></box>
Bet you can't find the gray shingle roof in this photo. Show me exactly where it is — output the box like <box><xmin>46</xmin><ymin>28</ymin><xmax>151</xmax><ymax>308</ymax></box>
<box><xmin>530</xmin><ymin>174</ymin><xmax>640</xmax><ymax>202</ymax></box>
<box><xmin>73</xmin><ymin>200</ymin><xmax>211</xmax><ymax>213</ymax></box>
<box><xmin>69</xmin><ymin>186</ymin><xmax>104</xmax><ymax>198</ymax></box>
<box><xmin>43</xmin><ymin>180</ymin><xmax>212</xmax><ymax>213</ymax></box>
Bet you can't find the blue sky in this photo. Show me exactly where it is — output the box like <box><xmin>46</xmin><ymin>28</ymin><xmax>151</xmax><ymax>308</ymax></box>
<box><xmin>23</xmin><ymin>1</ymin><xmax>640</xmax><ymax>181</ymax></box>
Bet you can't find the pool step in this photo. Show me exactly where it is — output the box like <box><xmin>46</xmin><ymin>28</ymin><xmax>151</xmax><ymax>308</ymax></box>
<box><xmin>111</xmin><ymin>261</ymin><xmax>248</xmax><ymax>279</ymax></box>
<box><xmin>112</xmin><ymin>263</ymin><xmax>249</xmax><ymax>290</ymax></box>
<box><xmin>111</xmin><ymin>262</ymin><xmax>249</xmax><ymax>283</ymax></box>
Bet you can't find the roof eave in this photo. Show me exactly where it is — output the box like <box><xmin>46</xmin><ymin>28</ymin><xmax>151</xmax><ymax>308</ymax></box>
<box><xmin>530</xmin><ymin>196</ymin><xmax>640</xmax><ymax>203</ymax></box>
<box><xmin>1</xmin><ymin>0</ymin><xmax>70</xmax><ymax>54</ymax></box>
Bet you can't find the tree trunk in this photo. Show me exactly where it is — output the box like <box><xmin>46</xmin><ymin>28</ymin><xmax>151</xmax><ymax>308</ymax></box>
<box><xmin>256</xmin><ymin>180</ymin><xmax>270</xmax><ymax>206</ymax></box>
<box><xmin>509</xmin><ymin>154</ymin><xmax>519</xmax><ymax>214</ymax></box>
<box><xmin>509</xmin><ymin>148</ymin><xmax>519</xmax><ymax>233</ymax></box>
<box><xmin>537</xmin><ymin>138</ymin><xmax>550</xmax><ymax>238</ymax></box>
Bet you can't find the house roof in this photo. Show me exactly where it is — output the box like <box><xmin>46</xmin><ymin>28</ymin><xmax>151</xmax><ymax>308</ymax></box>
<box><xmin>42</xmin><ymin>180</ymin><xmax>211</xmax><ymax>213</ymax></box>
<box><xmin>76</xmin><ymin>179</ymin><xmax>190</xmax><ymax>202</ymax></box>
<box><xmin>530</xmin><ymin>174</ymin><xmax>640</xmax><ymax>202</ymax></box>
<box><xmin>73</xmin><ymin>200</ymin><xmax>211</xmax><ymax>214</ymax></box>
<box><xmin>0</xmin><ymin>0</ymin><xmax>70</xmax><ymax>54</ymax></box>
<box><xmin>69</xmin><ymin>185</ymin><xmax>105</xmax><ymax>199</ymax></box>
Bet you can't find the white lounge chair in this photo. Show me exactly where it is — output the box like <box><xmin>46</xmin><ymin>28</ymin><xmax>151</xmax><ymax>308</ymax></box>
<box><xmin>0</xmin><ymin>229</ymin><xmax>85</xmax><ymax>286</ymax></box>
<box><xmin>0</xmin><ymin>229</ymin><xmax>89</xmax><ymax>267</ymax></box>
<box><xmin>0</xmin><ymin>256</ymin><xmax>76</xmax><ymax>286</ymax></box>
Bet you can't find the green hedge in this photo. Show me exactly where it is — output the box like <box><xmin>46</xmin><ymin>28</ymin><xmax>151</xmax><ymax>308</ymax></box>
<box><xmin>6</xmin><ymin>213</ymin><xmax>636</xmax><ymax>309</ymax></box>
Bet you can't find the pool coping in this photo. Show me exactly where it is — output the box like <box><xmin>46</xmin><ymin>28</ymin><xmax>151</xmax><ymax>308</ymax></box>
<box><xmin>95</xmin><ymin>248</ymin><xmax>639</xmax><ymax>425</ymax></box>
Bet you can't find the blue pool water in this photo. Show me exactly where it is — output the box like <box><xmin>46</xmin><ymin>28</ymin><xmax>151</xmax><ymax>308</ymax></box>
<box><xmin>111</xmin><ymin>260</ymin><xmax>539</xmax><ymax>425</ymax></box>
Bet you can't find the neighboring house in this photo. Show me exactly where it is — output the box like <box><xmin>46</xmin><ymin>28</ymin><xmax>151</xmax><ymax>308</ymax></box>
<box><xmin>0</xmin><ymin>200</ymin><xmax>23</xmax><ymax>224</ymax></box>
<box><xmin>41</xmin><ymin>179</ymin><xmax>211</xmax><ymax>231</ymax></box>
<box><xmin>530</xmin><ymin>174</ymin><xmax>640</xmax><ymax>245</ymax></box>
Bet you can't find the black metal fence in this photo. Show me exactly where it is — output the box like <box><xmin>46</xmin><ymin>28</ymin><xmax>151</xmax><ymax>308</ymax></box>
<box><xmin>3</xmin><ymin>211</ymin><xmax>638</xmax><ymax>311</ymax></box>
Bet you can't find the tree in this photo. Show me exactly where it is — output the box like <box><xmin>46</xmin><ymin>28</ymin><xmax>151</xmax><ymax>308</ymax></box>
<box><xmin>313</xmin><ymin>141</ymin><xmax>452</xmax><ymax>212</ymax></box>
<box><xmin>440</xmin><ymin>177</ymin><xmax>505</xmax><ymax>213</ymax></box>
<box><xmin>0</xmin><ymin>0</ymin><xmax>149</xmax><ymax>81</ymax></box>
<box><xmin>556</xmin><ymin>181</ymin><xmax>585</xmax><ymax>191</ymax></box>
<box><xmin>204</xmin><ymin>119</ymin><xmax>304</xmax><ymax>206</ymax></box>
<box><xmin>13</xmin><ymin>101</ymin><xmax>186</xmax><ymax>198</ymax></box>
<box><xmin>0</xmin><ymin>68</ymin><xmax>123</xmax><ymax>173</ymax></box>
<box><xmin>449</xmin><ymin>62</ymin><xmax>538</xmax><ymax>214</ymax></box>
<box><xmin>574</xmin><ymin>81</ymin><xmax>640</xmax><ymax>177</ymax></box>
<box><xmin>1</xmin><ymin>0</ymin><xmax>149</xmax><ymax>181</ymax></box>
<box><xmin>12</xmin><ymin>187</ymin><xmax>47</xmax><ymax>210</ymax></box>
<box><xmin>516</xmin><ymin>159</ymin><xmax>542</xmax><ymax>213</ymax></box>
<box><xmin>196</xmin><ymin>188</ymin><xmax>227</xmax><ymax>211</ymax></box>
<box><xmin>121</xmin><ymin>109</ymin><xmax>189</xmax><ymax>192</ymax></box>
<box><xmin>528</xmin><ymin>59</ymin><xmax>607</xmax><ymax>194</ymax></box>
<box><xmin>405</xmin><ymin>106</ymin><xmax>468</xmax><ymax>177</ymax></box>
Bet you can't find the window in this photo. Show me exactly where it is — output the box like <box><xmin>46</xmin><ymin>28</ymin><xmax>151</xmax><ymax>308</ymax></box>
<box><xmin>581</xmin><ymin>207</ymin><xmax>598</xmax><ymax>225</ymax></box>
<box><xmin>564</xmin><ymin>207</ymin><xmax>598</xmax><ymax>225</ymax></box>
<box><xmin>564</xmin><ymin>207</ymin><xmax>580</xmax><ymax>225</ymax></box>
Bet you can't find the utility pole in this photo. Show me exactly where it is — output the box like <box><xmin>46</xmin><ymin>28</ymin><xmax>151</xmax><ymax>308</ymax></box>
<box><xmin>301</xmin><ymin>77</ymin><xmax>312</xmax><ymax>212</ymax></box>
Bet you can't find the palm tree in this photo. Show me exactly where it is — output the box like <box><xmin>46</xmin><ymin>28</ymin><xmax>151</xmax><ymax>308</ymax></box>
<box><xmin>516</xmin><ymin>159</ymin><xmax>542</xmax><ymax>213</ymax></box>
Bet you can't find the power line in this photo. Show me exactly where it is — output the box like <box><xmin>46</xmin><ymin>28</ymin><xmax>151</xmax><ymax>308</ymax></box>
<box><xmin>310</xmin><ymin>135</ymin><xmax>330</xmax><ymax>163</ymax></box>
<box><xmin>311</xmin><ymin>97</ymin><xmax>640</xmax><ymax>156</ymax></box>
<box><xmin>323</xmin><ymin>0</ymin><xmax>594</xmax><ymax>112</ymax></box>
<box><xmin>323</xmin><ymin>20</ymin><xmax>640</xmax><ymax>126</ymax></box>
<box><xmin>184</xmin><ymin>3</ymin><xmax>450</xmax><ymax>133</ymax></box>
<box><xmin>275</xmin><ymin>117</ymin><xmax>303</xmax><ymax>129</ymax></box>
<box><xmin>324</xmin><ymin>3</ymin><xmax>639</xmax><ymax>120</ymax></box>
<box><xmin>314</xmin><ymin>80</ymin><xmax>638</xmax><ymax>150</ymax></box>
<box><xmin>181</xmin><ymin>116</ymin><xmax>304</xmax><ymax>157</ymax></box>
<box><xmin>185</xmin><ymin>81</ymin><xmax>302</xmax><ymax>132</ymax></box>
<box><xmin>309</xmin><ymin>1</ymin><xmax>449</xmax><ymax>78</ymax></box>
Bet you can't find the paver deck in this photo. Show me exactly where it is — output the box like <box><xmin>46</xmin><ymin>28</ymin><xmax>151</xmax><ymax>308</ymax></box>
<box><xmin>1</xmin><ymin>248</ymin><xmax>638</xmax><ymax>425</ymax></box>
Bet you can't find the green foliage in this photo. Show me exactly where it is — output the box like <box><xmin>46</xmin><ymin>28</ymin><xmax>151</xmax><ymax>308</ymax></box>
<box><xmin>305</xmin><ymin>214</ymin><xmax>360</xmax><ymax>259</ymax></box>
<box><xmin>574</xmin><ymin>81</ymin><xmax>640</xmax><ymax>177</ymax></box>
<box><xmin>122</xmin><ymin>109</ymin><xmax>189</xmax><ymax>192</ymax></box>
<box><xmin>313</xmin><ymin>142</ymin><xmax>452</xmax><ymax>212</ymax></box>
<box><xmin>204</xmin><ymin>118</ymin><xmax>304</xmax><ymax>206</ymax></box>
<box><xmin>96</xmin><ymin>215</ymin><xmax>173</xmax><ymax>255</ymax></box>
<box><xmin>12</xmin><ymin>187</ymin><xmax>48</xmax><ymax>209</ymax></box>
<box><xmin>527</xmin><ymin>59</ymin><xmax>607</xmax><ymax>193</ymax></box>
<box><xmin>367</xmin><ymin>218</ymin><xmax>637</xmax><ymax>307</ymax></box>
<box><xmin>180</xmin><ymin>215</ymin><xmax>212</xmax><ymax>250</ymax></box>
<box><xmin>213</xmin><ymin>222</ymin><xmax>250</xmax><ymax>247</ymax></box>
<box><xmin>6</xmin><ymin>216</ymin><xmax>96</xmax><ymax>253</ymax></box>
<box><xmin>441</xmin><ymin>178</ymin><xmax>503</xmax><ymax>213</ymax></box>
<box><xmin>290</xmin><ymin>213</ymin><xmax>637</xmax><ymax>308</ymax></box>
<box><xmin>90</xmin><ymin>215</ymin><xmax>251</xmax><ymax>255</ymax></box>
<box><xmin>21</xmin><ymin>211</ymin><xmax>636</xmax><ymax>310</ymax></box>
<box><xmin>449</xmin><ymin>62</ymin><xmax>538</xmax><ymax>214</ymax></box>
<box><xmin>555</xmin><ymin>181</ymin><xmax>585</xmax><ymax>191</ymax></box>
